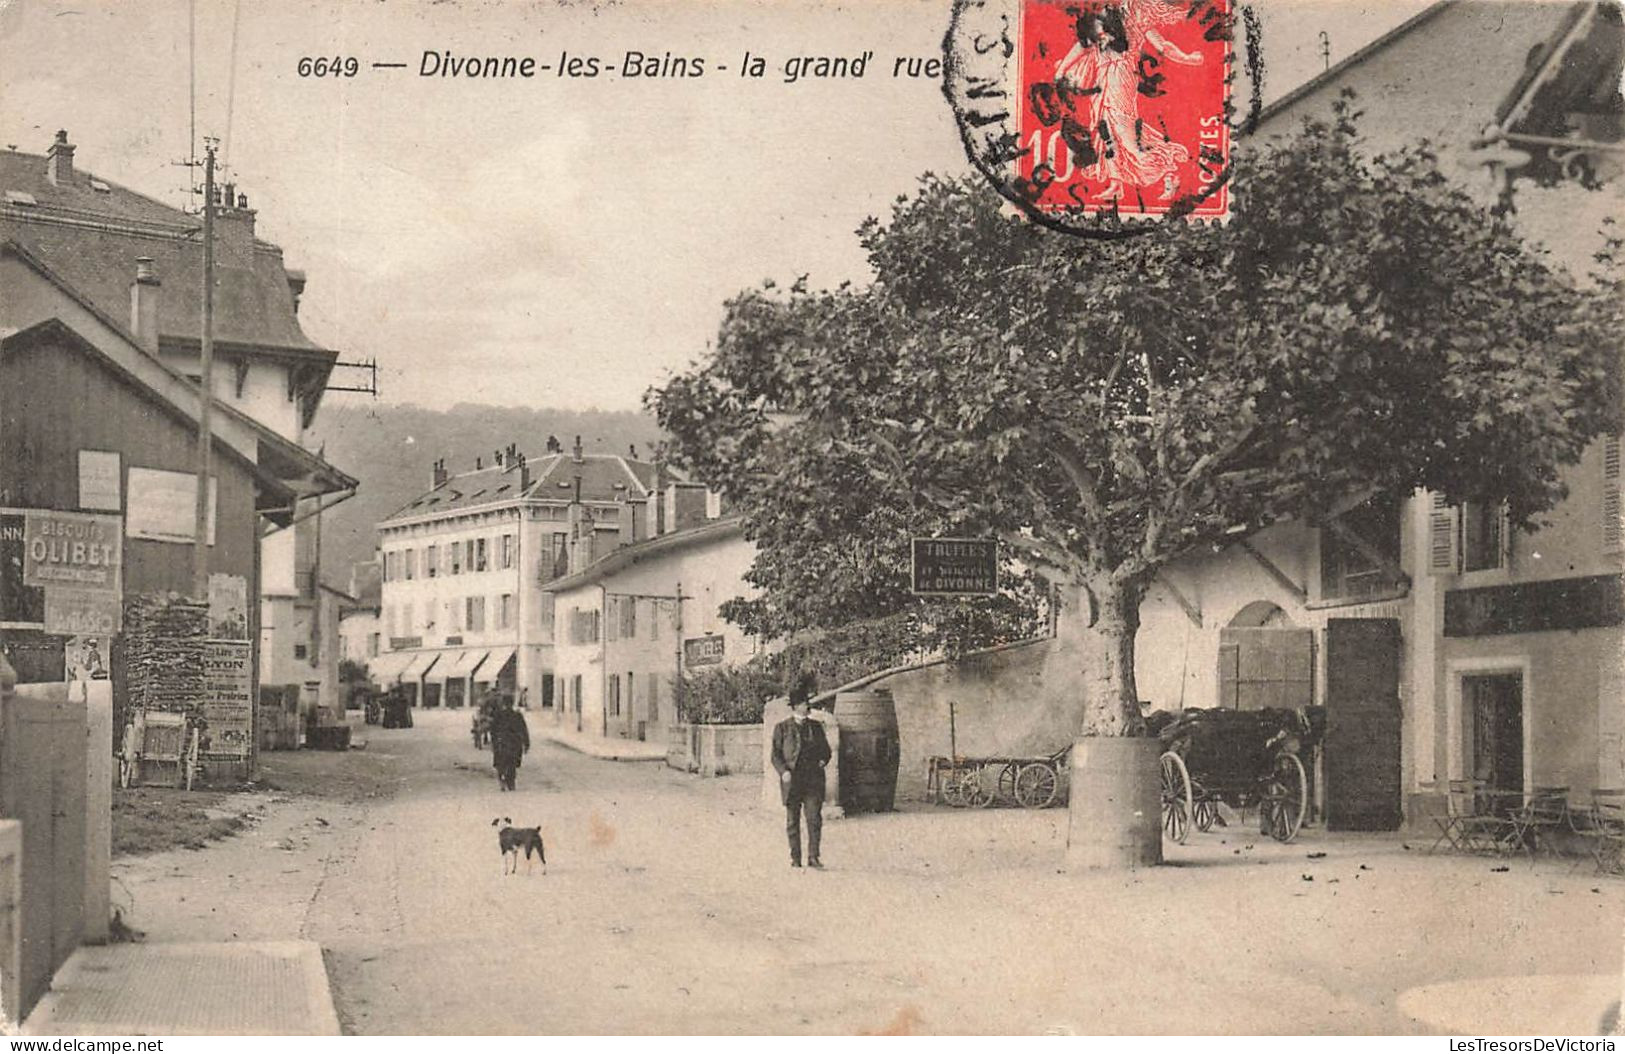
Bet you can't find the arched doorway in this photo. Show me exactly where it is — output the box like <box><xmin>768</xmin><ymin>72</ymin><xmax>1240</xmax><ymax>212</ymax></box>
<box><xmin>1217</xmin><ymin>602</ymin><xmax>1313</xmax><ymax>710</ymax></box>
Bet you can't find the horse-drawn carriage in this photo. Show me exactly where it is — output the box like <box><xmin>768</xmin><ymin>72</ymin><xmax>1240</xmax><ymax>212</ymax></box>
<box><xmin>1151</xmin><ymin>706</ymin><xmax>1321</xmax><ymax>844</ymax></box>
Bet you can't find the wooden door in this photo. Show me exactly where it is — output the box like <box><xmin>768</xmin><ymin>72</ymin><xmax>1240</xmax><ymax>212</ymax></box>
<box><xmin>1465</xmin><ymin>674</ymin><xmax>1524</xmax><ymax>794</ymax></box>
<box><xmin>1324</xmin><ymin>618</ymin><xmax>1403</xmax><ymax>831</ymax></box>
<box><xmin>1217</xmin><ymin>628</ymin><xmax>1315</xmax><ymax>710</ymax></box>
<box><xmin>0</xmin><ymin>689</ymin><xmax>87</xmax><ymax>1019</ymax></box>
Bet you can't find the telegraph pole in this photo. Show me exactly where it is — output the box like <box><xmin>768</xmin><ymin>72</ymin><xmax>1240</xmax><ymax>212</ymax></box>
<box><xmin>193</xmin><ymin>140</ymin><xmax>217</xmax><ymax>597</ymax></box>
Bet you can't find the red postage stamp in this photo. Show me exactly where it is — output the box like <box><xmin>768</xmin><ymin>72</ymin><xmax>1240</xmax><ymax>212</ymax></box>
<box><xmin>1014</xmin><ymin>0</ymin><xmax>1232</xmax><ymax>220</ymax></box>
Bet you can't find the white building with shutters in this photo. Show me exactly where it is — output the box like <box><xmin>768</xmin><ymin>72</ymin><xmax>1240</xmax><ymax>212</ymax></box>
<box><xmin>1126</xmin><ymin>1</ymin><xmax>1624</xmax><ymax>831</ymax></box>
<box><xmin>544</xmin><ymin>517</ymin><xmax>754</xmax><ymax>747</ymax></box>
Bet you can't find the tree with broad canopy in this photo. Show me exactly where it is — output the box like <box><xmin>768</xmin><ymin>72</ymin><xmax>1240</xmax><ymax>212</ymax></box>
<box><xmin>648</xmin><ymin>101</ymin><xmax>1623</xmax><ymax>737</ymax></box>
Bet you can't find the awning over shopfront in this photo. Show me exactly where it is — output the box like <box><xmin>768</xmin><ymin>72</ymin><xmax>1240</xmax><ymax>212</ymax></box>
<box><xmin>368</xmin><ymin>651</ymin><xmax>412</xmax><ymax>684</ymax></box>
<box><xmin>440</xmin><ymin>650</ymin><xmax>484</xmax><ymax>681</ymax></box>
<box><xmin>400</xmin><ymin>652</ymin><xmax>441</xmax><ymax>682</ymax></box>
<box><xmin>475</xmin><ymin>646</ymin><xmax>516</xmax><ymax>682</ymax></box>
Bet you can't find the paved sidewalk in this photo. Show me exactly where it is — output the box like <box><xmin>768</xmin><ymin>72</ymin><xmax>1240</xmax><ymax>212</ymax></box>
<box><xmin>534</xmin><ymin>721</ymin><xmax>667</xmax><ymax>761</ymax></box>
<box><xmin>22</xmin><ymin>941</ymin><xmax>340</xmax><ymax>1036</ymax></box>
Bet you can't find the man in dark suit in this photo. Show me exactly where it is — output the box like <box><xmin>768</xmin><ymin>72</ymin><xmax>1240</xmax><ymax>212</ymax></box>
<box><xmin>771</xmin><ymin>679</ymin><xmax>831</xmax><ymax>869</ymax></box>
<box><xmin>490</xmin><ymin>693</ymin><xmax>530</xmax><ymax>791</ymax></box>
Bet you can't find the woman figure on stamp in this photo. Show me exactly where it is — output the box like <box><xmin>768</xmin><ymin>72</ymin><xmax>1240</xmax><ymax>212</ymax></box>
<box><xmin>1054</xmin><ymin>0</ymin><xmax>1203</xmax><ymax>203</ymax></box>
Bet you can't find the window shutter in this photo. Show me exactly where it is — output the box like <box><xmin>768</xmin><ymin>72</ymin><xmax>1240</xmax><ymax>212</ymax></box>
<box><xmin>1496</xmin><ymin>501</ymin><xmax>1512</xmax><ymax>570</ymax></box>
<box><xmin>1427</xmin><ymin>492</ymin><xmax>1459</xmax><ymax>574</ymax></box>
<box><xmin>1604</xmin><ymin>435</ymin><xmax>1622</xmax><ymax>553</ymax></box>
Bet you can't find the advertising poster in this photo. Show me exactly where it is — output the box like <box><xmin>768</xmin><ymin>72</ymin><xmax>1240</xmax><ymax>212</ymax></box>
<box><xmin>126</xmin><ymin>468</ymin><xmax>216</xmax><ymax>545</ymax></box>
<box><xmin>201</xmin><ymin>639</ymin><xmax>254</xmax><ymax>756</ymax></box>
<box><xmin>208</xmin><ymin>573</ymin><xmax>250</xmax><ymax>641</ymax></box>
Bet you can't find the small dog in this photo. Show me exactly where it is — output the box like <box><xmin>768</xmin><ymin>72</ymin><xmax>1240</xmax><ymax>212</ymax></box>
<box><xmin>492</xmin><ymin>817</ymin><xmax>546</xmax><ymax>875</ymax></box>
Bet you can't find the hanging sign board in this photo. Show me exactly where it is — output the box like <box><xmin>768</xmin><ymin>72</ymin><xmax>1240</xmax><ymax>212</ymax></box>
<box><xmin>683</xmin><ymin>634</ymin><xmax>725</xmax><ymax>668</ymax></box>
<box><xmin>202</xmin><ymin>640</ymin><xmax>254</xmax><ymax>757</ymax></box>
<box><xmin>22</xmin><ymin>511</ymin><xmax>122</xmax><ymax>593</ymax></box>
<box><xmin>911</xmin><ymin>537</ymin><xmax>998</xmax><ymax>596</ymax></box>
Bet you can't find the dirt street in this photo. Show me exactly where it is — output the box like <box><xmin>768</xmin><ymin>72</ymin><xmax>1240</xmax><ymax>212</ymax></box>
<box><xmin>110</xmin><ymin>710</ymin><xmax>1623</xmax><ymax>1035</ymax></box>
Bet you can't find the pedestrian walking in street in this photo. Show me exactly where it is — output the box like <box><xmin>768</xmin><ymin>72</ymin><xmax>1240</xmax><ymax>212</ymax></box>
<box><xmin>771</xmin><ymin>677</ymin><xmax>831</xmax><ymax>869</ymax></box>
<box><xmin>490</xmin><ymin>693</ymin><xmax>530</xmax><ymax>791</ymax></box>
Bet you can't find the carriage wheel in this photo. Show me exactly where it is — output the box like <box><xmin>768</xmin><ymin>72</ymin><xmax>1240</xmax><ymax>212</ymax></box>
<box><xmin>1160</xmin><ymin>751</ymin><xmax>1194</xmax><ymax>844</ymax></box>
<box><xmin>1015</xmin><ymin>763</ymin><xmax>1059</xmax><ymax>809</ymax></box>
<box><xmin>941</xmin><ymin>769</ymin><xmax>970</xmax><ymax>808</ymax></box>
<box><xmin>1193</xmin><ymin>794</ymin><xmax>1219</xmax><ymax>833</ymax></box>
<box><xmin>996</xmin><ymin>763</ymin><xmax>1020</xmax><ymax>803</ymax></box>
<box><xmin>1263</xmin><ymin>752</ymin><xmax>1309</xmax><ymax>843</ymax></box>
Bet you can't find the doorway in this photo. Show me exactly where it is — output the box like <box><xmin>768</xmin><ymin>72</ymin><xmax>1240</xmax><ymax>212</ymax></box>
<box><xmin>1463</xmin><ymin>673</ymin><xmax>1524</xmax><ymax>794</ymax></box>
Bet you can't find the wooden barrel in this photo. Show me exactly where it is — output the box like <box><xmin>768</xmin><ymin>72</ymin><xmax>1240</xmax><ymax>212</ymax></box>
<box><xmin>835</xmin><ymin>689</ymin><xmax>900</xmax><ymax>813</ymax></box>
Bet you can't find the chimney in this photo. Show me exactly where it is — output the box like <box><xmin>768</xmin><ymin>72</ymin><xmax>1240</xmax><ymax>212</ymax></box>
<box><xmin>129</xmin><ymin>257</ymin><xmax>161</xmax><ymax>352</ymax></box>
<box><xmin>519</xmin><ymin>453</ymin><xmax>531</xmax><ymax>492</ymax></box>
<box><xmin>432</xmin><ymin>459</ymin><xmax>449</xmax><ymax>488</ymax></box>
<box><xmin>494</xmin><ymin>450</ymin><xmax>504</xmax><ymax>468</ymax></box>
<box><xmin>45</xmin><ymin>130</ymin><xmax>75</xmax><ymax>186</ymax></box>
<box><xmin>545</xmin><ymin>434</ymin><xmax>561</xmax><ymax>455</ymax></box>
<box><xmin>651</xmin><ymin>458</ymin><xmax>666</xmax><ymax>534</ymax></box>
<box><xmin>476</xmin><ymin>456</ymin><xmax>483</xmax><ymax>470</ymax></box>
<box><xmin>285</xmin><ymin>268</ymin><xmax>306</xmax><ymax>314</ymax></box>
<box><xmin>212</xmin><ymin>183</ymin><xmax>257</xmax><ymax>269</ymax></box>
<box><xmin>572</xmin><ymin>435</ymin><xmax>583</xmax><ymax>463</ymax></box>
<box><xmin>665</xmin><ymin>482</ymin><xmax>708</xmax><ymax>534</ymax></box>
<box><xmin>629</xmin><ymin>443</ymin><xmax>638</xmax><ymax>459</ymax></box>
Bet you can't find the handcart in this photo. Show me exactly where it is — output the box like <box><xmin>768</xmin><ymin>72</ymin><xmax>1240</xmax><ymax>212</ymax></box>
<box><xmin>118</xmin><ymin>709</ymin><xmax>200</xmax><ymax>790</ymax></box>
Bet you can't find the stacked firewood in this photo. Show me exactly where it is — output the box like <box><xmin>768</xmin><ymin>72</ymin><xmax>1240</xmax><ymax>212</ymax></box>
<box><xmin>122</xmin><ymin>592</ymin><xmax>208</xmax><ymax>714</ymax></box>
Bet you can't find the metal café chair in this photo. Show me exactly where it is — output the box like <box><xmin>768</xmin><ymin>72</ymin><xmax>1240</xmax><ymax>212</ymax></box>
<box><xmin>1573</xmin><ymin>788</ymin><xmax>1625</xmax><ymax>876</ymax></box>
<box><xmin>1510</xmin><ymin>785</ymin><xmax>1571</xmax><ymax>859</ymax></box>
<box><xmin>1449</xmin><ymin>779</ymin><xmax>1523</xmax><ymax>855</ymax></box>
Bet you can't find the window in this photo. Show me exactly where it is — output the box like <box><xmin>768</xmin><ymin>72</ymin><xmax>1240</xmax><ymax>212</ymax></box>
<box><xmin>609</xmin><ymin>674</ymin><xmax>621</xmax><ymax>717</ymax></box>
<box><xmin>648</xmin><ymin>674</ymin><xmax>659</xmax><ymax>722</ymax></box>
<box><xmin>404</xmin><ymin>548</ymin><xmax>415</xmax><ymax>580</ymax></box>
<box><xmin>466</xmin><ymin>538</ymin><xmax>478</xmax><ymax>571</ymax></box>
<box><xmin>475</xmin><ymin>537</ymin><xmax>488</xmax><ymax>572</ymax></box>
<box><xmin>451</xmin><ymin>542</ymin><xmax>462</xmax><ymax>575</ymax></box>
<box><xmin>569</xmin><ymin>607</ymin><xmax>601</xmax><ymax>644</ymax></box>
<box><xmin>618</xmin><ymin>596</ymin><xmax>637</xmax><ymax>640</ymax></box>
<box><xmin>551</xmin><ymin>533</ymin><xmax>569</xmax><ymax>579</ymax></box>
<box><xmin>1460</xmin><ymin>501</ymin><xmax>1509</xmax><ymax>572</ymax></box>
<box><xmin>368</xmin><ymin>633</ymin><xmax>379</xmax><ymax>657</ymax></box>
<box><xmin>1320</xmin><ymin>495</ymin><xmax>1404</xmax><ymax>601</ymax></box>
<box><xmin>426</xmin><ymin>545</ymin><xmax>438</xmax><ymax>578</ymax></box>
<box><xmin>466</xmin><ymin>596</ymin><xmax>486</xmax><ymax>631</ymax></box>
<box><xmin>384</xmin><ymin>551</ymin><xmax>395</xmax><ymax>582</ymax></box>
<box><xmin>499</xmin><ymin>593</ymin><xmax>514</xmax><ymax>630</ymax></box>
<box><xmin>294</xmin><ymin>644</ymin><xmax>308</xmax><ymax>659</ymax></box>
<box><xmin>1427</xmin><ymin>494</ymin><xmax>1511</xmax><ymax>574</ymax></box>
<box><xmin>501</xmin><ymin>534</ymin><xmax>515</xmax><ymax>570</ymax></box>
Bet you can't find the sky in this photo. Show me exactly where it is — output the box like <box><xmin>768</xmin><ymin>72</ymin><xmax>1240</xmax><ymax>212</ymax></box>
<box><xmin>0</xmin><ymin>0</ymin><xmax>1435</xmax><ymax>413</ymax></box>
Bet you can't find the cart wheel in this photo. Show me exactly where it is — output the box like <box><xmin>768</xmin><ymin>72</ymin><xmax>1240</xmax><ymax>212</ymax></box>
<box><xmin>1263</xmin><ymin>752</ymin><xmax>1308</xmax><ymax>843</ymax></box>
<box><xmin>1193</xmin><ymin>796</ymin><xmax>1219</xmax><ymax>833</ymax></box>
<box><xmin>1160</xmin><ymin>751</ymin><xmax>1193</xmax><ymax>844</ymax></box>
<box><xmin>996</xmin><ymin>763</ymin><xmax>1019</xmax><ymax>804</ymax></box>
<box><xmin>942</xmin><ymin>769</ymin><xmax>970</xmax><ymax>808</ymax></box>
<box><xmin>969</xmin><ymin>767</ymin><xmax>997</xmax><ymax>808</ymax></box>
<box><xmin>1015</xmin><ymin>763</ymin><xmax>1059</xmax><ymax>809</ymax></box>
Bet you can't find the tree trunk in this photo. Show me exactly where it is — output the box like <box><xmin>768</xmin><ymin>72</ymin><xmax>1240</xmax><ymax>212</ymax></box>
<box><xmin>1065</xmin><ymin>575</ymin><xmax>1148</xmax><ymax>738</ymax></box>
<box><xmin>1059</xmin><ymin>574</ymin><xmax>1162</xmax><ymax>869</ymax></box>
